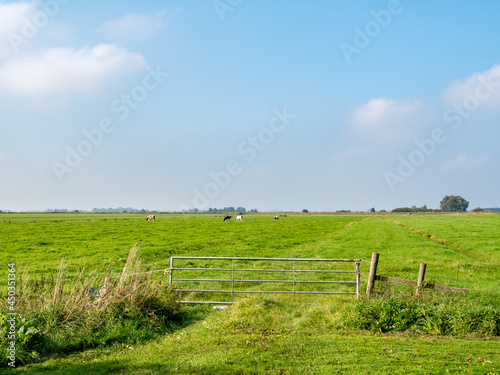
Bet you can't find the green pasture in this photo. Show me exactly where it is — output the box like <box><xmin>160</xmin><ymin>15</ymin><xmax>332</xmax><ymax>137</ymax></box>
<box><xmin>1</xmin><ymin>212</ymin><xmax>499</xmax><ymax>374</ymax></box>
<box><xmin>4</xmin><ymin>212</ymin><xmax>497</xmax><ymax>300</ymax></box>
<box><xmin>1</xmin><ymin>213</ymin><xmax>362</xmax><ymax>278</ymax></box>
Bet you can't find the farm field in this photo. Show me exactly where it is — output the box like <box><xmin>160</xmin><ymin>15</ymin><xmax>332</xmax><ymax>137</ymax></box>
<box><xmin>1</xmin><ymin>213</ymin><xmax>365</xmax><ymax>280</ymax></box>
<box><xmin>1</xmin><ymin>212</ymin><xmax>499</xmax><ymax>374</ymax></box>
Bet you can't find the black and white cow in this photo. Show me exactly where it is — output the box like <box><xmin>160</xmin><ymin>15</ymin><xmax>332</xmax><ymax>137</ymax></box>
<box><xmin>223</xmin><ymin>215</ymin><xmax>232</xmax><ymax>221</ymax></box>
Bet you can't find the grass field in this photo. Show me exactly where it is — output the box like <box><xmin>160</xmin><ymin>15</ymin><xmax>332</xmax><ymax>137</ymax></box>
<box><xmin>1</xmin><ymin>212</ymin><xmax>499</xmax><ymax>374</ymax></box>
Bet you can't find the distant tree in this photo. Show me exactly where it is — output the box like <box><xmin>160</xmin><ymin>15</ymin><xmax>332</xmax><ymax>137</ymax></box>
<box><xmin>392</xmin><ymin>207</ymin><xmax>411</xmax><ymax>212</ymax></box>
<box><xmin>392</xmin><ymin>205</ymin><xmax>432</xmax><ymax>213</ymax></box>
<box><xmin>250</xmin><ymin>209</ymin><xmax>258</xmax><ymax>213</ymax></box>
<box><xmin>302</xmin><ymin>209</ymin><xmax>309</xmax><ymax>213</ymax></box>
<box><xmin>370</xmin><ymin>207</ymin><xmax>375</xmax><ymax>213</ymax></box>
<box><xmin>440</xmin><ymin>195</ymin><xmax>469</xmax><ymax>212</ymax></box>
<box><xmin>472</xmin><ymin>207</ymin><xmax>484</xmax><ymax>212</ymax></box>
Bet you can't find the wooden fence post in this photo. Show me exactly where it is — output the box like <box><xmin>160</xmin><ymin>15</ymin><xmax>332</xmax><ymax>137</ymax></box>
<box><xmin>366</xmin><ymin>252</ymin><xmax>379</xmax><ymax>297</ymax></box>
<box><xmin>416</xmin><ymin>263</ymin><xmax>427</xmax><ymax>296</ymax></box>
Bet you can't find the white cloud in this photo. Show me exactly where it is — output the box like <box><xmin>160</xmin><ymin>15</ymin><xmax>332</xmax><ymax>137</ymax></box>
<box><xmin>0</xmin><ymin>44</ymin><xmax>147</xmax><ymax>95</ymax></box>
<box><xmin>443</xmin><ymin>64</ymin><xmax>500</xmax><ymax>109</ymax></box>
<box><xmin>441</xmin><ymin>154</ymin><xmax>490</xmax><ymax>172</ymax></box>
<box><xmin>350</xmin><ymin>97</ymin><xmax>422</xmax><ymax>141</ymax></box>
<box><xmin>98</xmin><ymin>11</ymin><xmax>166</xmax><ymax>41</ymax></box>
<box><xmin>0</xmin><ymin>1</ymin><xmax>36</xmax><ymax>58</ymax></box>
<box><xmin>351</xmin><ymin>97</ymin><xmax>421</xmax><ymax>126</ymax></box>
<box><xmin>331</xmin><ymin>146</ymin><xmax>372</xmax><ymax>161</ymax></box>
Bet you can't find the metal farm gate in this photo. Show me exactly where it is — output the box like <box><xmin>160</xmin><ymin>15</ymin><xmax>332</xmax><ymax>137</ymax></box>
<box><xmin>169</xmin><ymin>256</ymin><xmax>361</xmax><ymax>304</ymax></box>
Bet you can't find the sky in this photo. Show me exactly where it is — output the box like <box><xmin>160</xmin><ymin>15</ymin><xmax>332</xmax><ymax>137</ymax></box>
<box><xmin>1</xmin><ymin>0</ymin><xmax>499</xmax><ymax>212</ymax></box>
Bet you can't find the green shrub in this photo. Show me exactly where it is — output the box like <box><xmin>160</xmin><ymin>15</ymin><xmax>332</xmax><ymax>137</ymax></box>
<box><xmin>343</xmin><ymin>296</ymin><xmax>500</xmax><ymax>336</ymax></box>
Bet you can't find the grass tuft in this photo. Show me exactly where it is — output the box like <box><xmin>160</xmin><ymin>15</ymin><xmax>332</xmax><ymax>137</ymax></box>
<box><xmin>0</xmin><ymin>245</ymin><xmax>181</xmax><ymax>368</ymax></box>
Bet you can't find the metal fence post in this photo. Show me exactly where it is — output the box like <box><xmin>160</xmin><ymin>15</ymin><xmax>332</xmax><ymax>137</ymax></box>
<box><xmin>293</xmin><ymin>260</ymin><xmax>296</xmax><ymax>302</ymax></box>
<box><xmin>355</xmin><ymin>260</ymin><xmax>360</xmax><ymax>299</ymax></box>
<box><xmin>169</xmin><ymin>257</ymin><xmax>173</xmax><ymax>285</ymax></box>
<box><xmin>231</xmin><ymin>259</ymin><xmax>234</xmax><ymax>302</ymax></box>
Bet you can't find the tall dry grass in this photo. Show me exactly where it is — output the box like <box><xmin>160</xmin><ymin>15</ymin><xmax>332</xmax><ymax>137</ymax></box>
<box><xmin>1</xmin><ymin>244</ymin><xmax>181</xmax><ymax>367</ymax></box>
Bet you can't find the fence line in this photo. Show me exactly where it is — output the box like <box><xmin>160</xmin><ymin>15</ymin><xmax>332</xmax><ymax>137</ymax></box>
<box><xmin>107</xmin><ymin>253</ymin><xmax>469</xmax><ymax>301</ymax></box>
<box><xmin>366</xmin><ymin>252</ymin><xmax>469</xmax><ymax>296</ymax></box>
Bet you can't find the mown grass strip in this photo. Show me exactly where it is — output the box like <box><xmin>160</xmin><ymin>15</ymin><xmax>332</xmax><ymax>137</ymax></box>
<box><xmin>5</xmin><ymin>296</ymin><xmax>499</xmax><ymax>375</ymax></box>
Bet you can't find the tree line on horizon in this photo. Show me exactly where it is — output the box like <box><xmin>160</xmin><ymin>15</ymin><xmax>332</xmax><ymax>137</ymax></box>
<box><xmin>2</xmin><ymin>196</ymin><xmax>498</xmax><ymax>214</ymax></box>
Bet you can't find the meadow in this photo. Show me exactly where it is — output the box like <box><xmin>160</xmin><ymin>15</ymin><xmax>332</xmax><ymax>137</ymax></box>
<box><xmin>0</xmin><ymin>212</ymin><xmax>499</xmax><ymax>374</ymax></box>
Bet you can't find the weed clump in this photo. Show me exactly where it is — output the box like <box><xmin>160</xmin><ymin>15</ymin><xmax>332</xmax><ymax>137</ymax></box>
<box><xmin>0</xmin><ymin>245</ymin><xmax>181</xmax><ymax>367</ymax></box>
<box><xmin>343</xmin><ymin>295</ymin><xmax>500</xmax><ymax>336</ymax></box>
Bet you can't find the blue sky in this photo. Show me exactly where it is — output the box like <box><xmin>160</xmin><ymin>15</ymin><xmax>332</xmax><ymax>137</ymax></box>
<box><xmin>1</xmin><ymin>0</ymin><xmax>499</xmax><ymax>212</ymax></box>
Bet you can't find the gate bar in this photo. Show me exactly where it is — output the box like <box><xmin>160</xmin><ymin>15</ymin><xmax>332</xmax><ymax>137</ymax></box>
<box><xmin>172</xmin><ymin>267</ymin><xmax>355</xmax><ymax>273</ymax></box>
<box><xmin>172</xmin><ymin>278</ymin><xmax>356</xmax><ymax>284</ymax></box>
<box><xmin>174</xmin><ymin>289</ymin><xmax>357</xmax><ymax>295</ymax></box>
<box><xmin>171</xmin><ymin>256</ymin><xmax>359</xmax><ymax>262</ymax></box>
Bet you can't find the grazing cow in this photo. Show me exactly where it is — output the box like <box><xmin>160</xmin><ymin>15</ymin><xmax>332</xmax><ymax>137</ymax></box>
<box><xmin>235</xmin><ymin>215</ymin><xmax>243</xmax><ymax>222</ymax></box>
<box><xmin>274</xmin><ymin>215</ymin><xmax>279</xmax><ymax>221</ymax></box>
<box><xmin>223</xmin><ymin>215</ymin><xmax>232</xmax><ymax>221</ymax></box>
<box><xmin>146</xmin><ymin>215</ymin><xmax>155</xmax><ymax>221</ymax></box>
